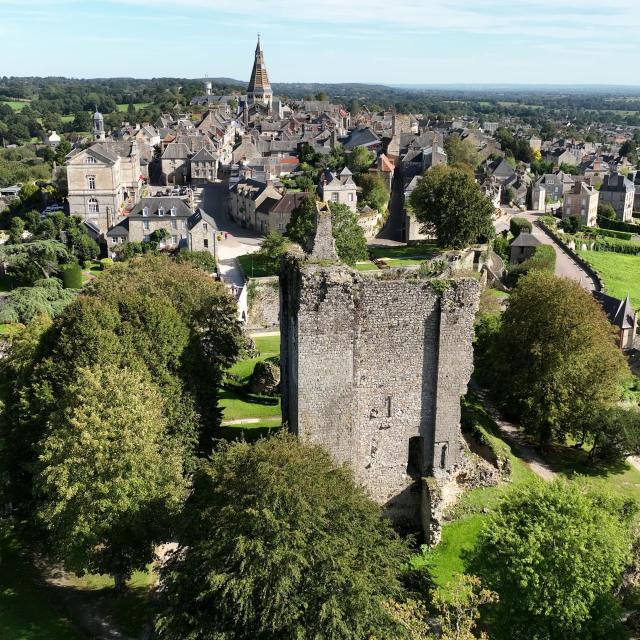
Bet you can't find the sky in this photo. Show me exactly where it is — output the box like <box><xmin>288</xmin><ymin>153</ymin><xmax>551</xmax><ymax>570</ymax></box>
<box><xmin>1</xmin><ymin>0</ymin><xmax>639</xmax><ymax>85</ymax></box>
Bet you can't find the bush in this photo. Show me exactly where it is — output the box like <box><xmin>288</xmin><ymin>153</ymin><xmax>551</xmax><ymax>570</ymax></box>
<box><xmin>493</xmin><ymin>234</ymin><xmax>509</xmax><ymax>261</ymax></box>
<box><xmin>593</xmin><ymin>236</ymin><xmax>640</xmax><ymax>255</ymax></box>
<box><xmin>509</xmin><ymin>216</ymin><xmax>532</xmax><ymax>237</ymax></box>
<box><xmin>598</xmin><ymin>216</ymin><xmax>640</xmax><ymax>234</ymax></box>
<box><xmin>592</xmin><ymin>227</ymin><xmax>634</xmax><ymax>241</ymax></box>
<box><xmin>506</xmin><ymin>244</ymin><xmax>556</xmax><ymax>287</ymax></box>
<box><xmin>62</xmin><ymin>263</ymin><xmax>83</xmax><ymax>289</ymax></box>
<box><xmin>175</xmin><ymin>251</ymin><xmax>217</xmax><ymax>273</ymax></box>
<box><xmin>559</xmin><ymin>215</ymin><xmax>580</xmax><ymax>234</ymax></box>
<box><xmin>99</xmin><ymin>257</ymin><xmax>114</xmax><ymax>270</ymax></box>
<box><xmin>539</xmin><ymin>215</ymin><xmax>557</xmax><ymax>228</ymax></box>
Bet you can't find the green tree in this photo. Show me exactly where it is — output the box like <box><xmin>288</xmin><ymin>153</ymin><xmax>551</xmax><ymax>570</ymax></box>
<box><xmin>598</xmin><ymin>203</ymin><xmax>616</xmax><ymax>219</ymax></box>
<box><xmin>0</xmin><ymin>239</ymin><xmax>72</xmax><ymax>284</ymax></box>
<box><xmin>286</xmin><ymin>195</ymin><xmax>318</xmax><ymax>251</ymax></box>
<box><xmin>329</xmin><ymin>202</ymin><xmax>368</xmax><ymax>265</ymax></box>
<box><xmin>35</xmin><ymin>363</ymin><xmax>187</xmax><ymax>590</ymax></box>
<box><xmin>0</xmin><ymin>278</ymin><xmax>76</xmax><ymax>324</ymax></box>
<box><xmin>583</xmin><ymin>406</ymin><xmax>640</xmax><ymax>462</ymax></box>
<box><xmin>471</xmin><ymin>480</ymin><xmax>634</xmax><ymax>640</ymax></box>
<box><xmin>8</xmin><ymin>216</ymin><xmax>25</xmax><ymax>244</ymax></box>
<box><xmin>348</xmin><ymin>145</ymin><xmax>375</xmax><ymax>175</ymax></box>
<box><xmin>255</xmin><ymin>231</ymin><xmax>289</xmax><ymax>274</ymax></box>
<box><xmin>175</xmin><ymin>250</ymin><xmax>217</xmax><ymax>273</ymax></box>
<box><xmin>409</xmin><ymin>166</ymin><xmax>495</xmax><ymax>249</ymax></box>
<box><xmin>495</xmin><ymin>271</ymin><xmax>628</xmax><ymax>447</ymax></box>
<box><xmin>358</xmin><ymin>173</ymin><xmax>390</xmax><ymax>213</ymax></box>
<box><xmin>156</xmin><ymin>433</ymin><xmax>410</xmax><ymax>640</ymax></box>
<box><xmin>444</xmin><ymin>133</ymin><xmax>480</xmax><ymax>170</ymax></box>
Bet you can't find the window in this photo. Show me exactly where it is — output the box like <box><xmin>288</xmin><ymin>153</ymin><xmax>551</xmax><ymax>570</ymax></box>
<box><xmin>171</xmin><ymin>220</ymin><xmax>177</xmax><ymax>229</ymax></box>
<box><xmin>111</xmin><ymin>237</ymin><xmax>117</xmax><ymax>244</ymax></box>
<box><xmin>87</xmin><ymin>176</ymin><xmax>96</xmax><ymax>190</ymax></box>
<box><xmin>143</xmin><ymin>234</ymin><xmax>150</xmax><ymax>242</ymax></box>
<box><xmin>172</xmin><ymin>235</ymin><xmax>178</xmax><ymax>245</ymax></box>
<box><xmin>181</xmin><ymin>220</ymin><xmax>186</xmax><ymax>229</ymax></box>
<box><xmin>142</xmin><ymin>206</ymin><xmax>149</xmax><ymax>217</ymax></box>
<box><xmin>203</xmin><ymin>222</ymin><xmax>208</xmax><ymax>231</ymax></box>
<box><xmin>88</xmin><ymin>198</ymin><xmax>99</xmax><ymax>213</ymax></box>
<box><xmin>170</xmin><ymin>207</ymin><xmax>177</xmax><ymax>216</ymax></box>
<box><xmin>158</xmin><ymin>207</ymin><xmax>165</xmax><ymax>217</ymax></box>
<box><xmin>85</xmin><ymin>156</ymin><xmax>97</xmax><ymax>164</ymax></box>
<box><xmin>143</xmin><ymin>220</ymin><xmax>150</xmax><ymax>230</ymax></box>
<box><xmin>349</xmin><ymin>193</ymin><xmax>355</xmax><ymax>202</ymax></box>
<box><xmin>204</xmin><ymin>239</ymin><xmax>209</xmax><ymax>248</ymax></box>
<box><xmin>331</xmin><ymin>192</ymin><xmax>339</xmax><ymax>202</ymax></box>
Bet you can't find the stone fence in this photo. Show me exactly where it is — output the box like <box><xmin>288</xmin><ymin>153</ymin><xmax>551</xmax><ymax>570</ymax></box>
<box><xmin>536</xmin><ymin>221</ymin><xmax>603</xmax><ymax>292</ymax></box>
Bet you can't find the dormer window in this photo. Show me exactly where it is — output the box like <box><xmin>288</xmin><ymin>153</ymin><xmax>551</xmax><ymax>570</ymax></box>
<box><xmin>142</xmin><ymin>206</ymin><xmax>149</xmax><ymax>217</ymax></box>
<box><xmin>170</xmin><ymin>206</ymin><xmax>177</xmax><ymax>217</ymax></box>
<box><xmin>158</xmin><ymin>207</ymin><xmax>165</xmax><ymax>217</ymax></box>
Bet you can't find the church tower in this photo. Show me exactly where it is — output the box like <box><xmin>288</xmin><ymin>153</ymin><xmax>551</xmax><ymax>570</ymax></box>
<box><xmin>247</xmin><ymin>36</ymin><xmax>273</xmax><ymax>112</ymax></box>
<box><xmin>93</xmin><ymin>108</ymin><xmax>105</xmax><ymax>141</ymax></box>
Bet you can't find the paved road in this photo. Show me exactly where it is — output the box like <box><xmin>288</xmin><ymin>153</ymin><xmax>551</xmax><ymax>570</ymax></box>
<box><xmin>196</xmin><ymin>183</ymin><xmax>264</xmax><ymax>288</ymax></box>
<box><xmin>496</xmin><ymin>209</ymin><xmax>598</xmax><ymax>292</ymax></box>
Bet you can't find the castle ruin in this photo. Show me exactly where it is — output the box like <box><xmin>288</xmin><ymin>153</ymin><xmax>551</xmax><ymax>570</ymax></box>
<box><xmin>280</xmin><ymin>207</ymin><xmax>480</xmax><ymax>539</ymax></box>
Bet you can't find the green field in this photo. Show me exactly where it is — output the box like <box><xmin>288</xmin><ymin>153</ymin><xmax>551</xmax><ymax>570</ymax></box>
<box><xmin>1</xmin><ymin>100</ymin><xmax>30</xmax><ymax>111</ymax></box>
<box><xmin>116</xmin><ymin>103</ymin><xmax>152</xmax><ymax>112</ymax></box>
<box><xmin>354</xmin><ymin>262</ymin><xmax>379</xmax><ymax>271</ymax></box>
<box><xmin>220</xmin><ymin>334</ymin><xmax>281</xmax><ymax>425</ymax></box>
<box><xmin>578</xmin><ymin>250</ymin><xmax>640</xmax><ymax>305</ymax></box>
<box><xmin>237</xmin><ymin>253</ymin><xmax>276</xmax><ymax>278</ymax></box>
<box><xmin>368</xmin><ymin>243</ymin><xmax>440</xmax><ymax>261</ymax></box>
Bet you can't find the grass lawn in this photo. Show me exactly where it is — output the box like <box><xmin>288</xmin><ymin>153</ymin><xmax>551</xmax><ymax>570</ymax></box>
<box><xmin>1</xmin><ymin>100</ymin><xmax>30</xmax><ymax>111</ymax></box>
<box><xmin>354</xmin><ymin>262</ymin><xmax>379</xmax><ymax>271</ymax></box>
<box><xmin>116</xmin><ymin>103</ymin><xmax>152</xmax><ymax>112</ymax></box>
<box><xmin>237</xmin><ymin>253</ymin><xmax>275</xmax><ymax>278</ymax></box>
<box><xmin>60</xmin><ymin>115</ymin><xmax>74</xmax><ymax>123</ymax></box>
<box><xmin>64</xmin><ymin>569</ymin><xmax>154</xmax><ymax>637</ymax></box>
<box><xmin>577</xmin><ymin>250</ymin><xmax>640</xmax><ymax>304</ymax></box>
<box><xmin>221</xmin><ymin>334</ymin><xmax>281</xmax><ymax>422</ymax></box>
<box><xmin>368</xmin><ymin>243</ymin><xmax>440</xmax><ymax>261</ymax></box>
<box><xmin>0</xmin><ymin>527</ymin><xmax>83</xmax><ymax>640</ymax></box>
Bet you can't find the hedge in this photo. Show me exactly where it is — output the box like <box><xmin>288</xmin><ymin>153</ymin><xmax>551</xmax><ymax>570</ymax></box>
<box><xmin>510</xmin><ymin>216</ymin><xmax>532</xmax><ymax>237</ymax></box>
<box><xmin>591</xmin><ymin>227</ymin><xmax>635</xmax><ymax>241</ymax></box>
<box><xmin>62</xmin><ymin>264</ymin><xmax>83</xmax><ymax>289</ymax></box>
<box><xmin>593</xmin><ymin>237</ymin><xmax>640</xmax><ymax>255</ymax></box>
<box><xmin>598</xmin><ymin>216</ymin><xmax>640</xmax><ymax>234</ymax></box>
<box><xmin>100</xmin><ymin>258</ymin><xmax>114</xmax><ymax>270</ymax></box>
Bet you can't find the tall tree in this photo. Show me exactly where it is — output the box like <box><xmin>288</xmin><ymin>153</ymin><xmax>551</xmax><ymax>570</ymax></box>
<box><xmin>409</xmin><ymin>165</ymin><xmax>495</xmax><ymax>249</ymax></box>
<box><xmin>348</xmin><ymin>145</ymin><xmax>375</xmax><ymax>174</ymax></box>
<box><xmin>357</xmin><ymin>173</ymin><xmax>390</xmax><ymax>213</ymax></box>
<box><xmin>495</xmin><ymin>271</ymin><xmax>628</xmax><ymax>447</ymax></box>
<box><xmin>156</xmin><ymin>433</ymin><xmax>410</xmax><ymax>640</ymax></box>
<box><xmin>471</xmin><ymin>480</ymin><xmax>634</xmax><ymax>640</ymax></box>
<box><xmin>35</xmin><ymin>364</ymin><xmax>187</xmax><ymax>590</ymax></box>
<box><xmin>444</xmin><ymin>133</ymin><xmax>480</xmax><ymax>170</ymax></box>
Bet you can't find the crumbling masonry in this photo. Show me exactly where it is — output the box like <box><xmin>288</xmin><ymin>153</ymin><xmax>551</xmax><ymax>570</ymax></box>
<box><xmin>280</xmin><ymin>207</ymin><xmax>480</xmax><ymax>539</ymax></box>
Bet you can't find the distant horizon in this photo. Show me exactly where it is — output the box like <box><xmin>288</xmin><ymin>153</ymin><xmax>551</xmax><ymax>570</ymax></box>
<box><xmin>1</xmin><ymin>0</ymin><xmax>639</xmax><ymax>84</ymax></box>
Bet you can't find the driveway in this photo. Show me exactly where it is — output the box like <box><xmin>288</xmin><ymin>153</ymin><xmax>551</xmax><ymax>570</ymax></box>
<box><xmin>195</xmin><ymin>183</ymin><xmax>264</xmax><ymax>288</ymax></box>
<box><xmin>497</xmin><ymin>210</ymin><xmax>598</xmax><ymax>292</ymax></box>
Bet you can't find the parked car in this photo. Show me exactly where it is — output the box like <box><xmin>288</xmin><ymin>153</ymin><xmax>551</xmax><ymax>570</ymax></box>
<box><xmin>170</xmin><ymin>187</ymin><xmax>180</xmax><ymax>196</ymax></box>
<box><xmin>155</xmin><ymin>191</ymin><xmax>164</xmax><ymax>197</ymax></box>
<box><xmin>179</xmin><ymin>187</ymin><xmax>188</xmax><ymax>196</ymax></box>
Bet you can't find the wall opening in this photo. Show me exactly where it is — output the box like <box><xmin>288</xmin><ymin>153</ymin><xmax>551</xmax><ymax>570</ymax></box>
<box><xmin>407</xmin><ymin>436</ymin><xmax>424</xmax><ymax>477</ymax></box>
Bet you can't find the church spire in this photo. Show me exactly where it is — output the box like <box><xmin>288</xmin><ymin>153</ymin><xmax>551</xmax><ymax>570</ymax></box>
<box><xmin>247</xmin><ymin>35</ymin><xmax>273</xmax><ymax>111</ymax></box>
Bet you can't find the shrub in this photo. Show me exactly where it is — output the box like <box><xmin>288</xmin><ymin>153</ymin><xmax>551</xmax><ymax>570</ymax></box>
<box><xmin>559</xmin><ymin>215</ymin><xmax>580</xmax><ymax>234</ymax></box>
<box><xmin>509</xmin><ymin>216</ymin><xmax>532</xmax><ymax>237</ymax></box>
<box><xmin>598</xmin><ymin>216</ymin><xmax>640</xmax><ymax>234</ymax></box>
<box><xmin>175</xmin><ymin>251</ymin><xmax>217</xmax><ymax>273</ymax></box>
<box><xmin>539</xmin><ymin>215</ymin><xmax>557</xmax><ymax>228</ymax></box>
<box><xmin>62</xmin><ymin>263</ymin><xmax>83</xmax><ymax>289</ymax></box>
<box><xmin>100</xmin><ymin>257</ymin><xmax>114</xmax><ymax>270</ymax></box>
<box><xmin>506</xmin><ymin>244</ymin><xmax>556</xmax><ymax>287</ymax></box>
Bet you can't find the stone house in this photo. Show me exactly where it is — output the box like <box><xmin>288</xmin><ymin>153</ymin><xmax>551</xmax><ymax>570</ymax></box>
<box><xmin>44</xmin><ymin>131</ymin><xmax>61</xmax><ymax>148</ymax></box>
<box><xmin>255</xmin><ymin>192</ymin><xmax>310</xmax><ymax>234</ymax></box>
<box><xmin>563</xmin><ymin>181</ymin><xmax>599</xmax><ymax>227</ymax></box>
<box><xmin>66</xmin><ymin>141</ymin><xmax>142</xmax><ymax>235</ymax></box>
<box><xmin>160</xmin><ymin>142</ymin><xmax>191</xmax><ymax>185</ymax></box>
<box><xmin>594</xmin><ymin>292</ymin><xmax>637</xmax><ymax>351</ymax></box>
<box><xmin>105</xmin><ymin>197</ymin><xmax>217</xmax><ymax>257</ymax></box>
<box><xmin>531</xmin><ymin>173</ymin><xmax>574</xmax><ymax>210</ymax></box>
<box><xmin>190</xmin><ymin>147</ymin><xmax>219</xmax><ymax>184</ymax></box>
<box><xmin>318</xmin><ymin>167</ymin><xmax>358</xmax><ymax>211</ymax></box>
<box><xmin>599</xmin><ymin>172</ymin><xmax>635</xmax><ymax>221</ymax></box>
<box><xmin>229</xmin><ymin>177</ymin><xmax>282</xmax><ymax>229</ymax></box>
<box><xmin>509</xmin><ymin>232</ymin><xmax>541</xmax><ymax>265</ymax></box>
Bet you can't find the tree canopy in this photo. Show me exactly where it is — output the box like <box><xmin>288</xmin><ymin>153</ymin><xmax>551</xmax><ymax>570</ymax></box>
<box><xmin>409</xmin><ymin>165</ymin><xmax>495</xmax><ymax>249</ymax></box>
<box><xmin>494</xmin><ymin>270</ymin><xmax>628</xmax><ymax>447</ymax></box>
<box><xmin>471</xmin><ymin>480</ymin><xmax>635</xmax><ymax>640</ymax></box>
<box><xmin>444</xmin><ymin>133</ymin><xmax>480</xmax><ymax>170</ymax></box>
<box><xmin>156</xmin><ymin>433</ymin><xmax>410</xmax><ymax>640</ymax></box>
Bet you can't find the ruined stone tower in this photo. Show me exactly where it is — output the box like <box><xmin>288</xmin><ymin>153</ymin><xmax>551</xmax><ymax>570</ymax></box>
<box><xmin>280</xmin><ymin>205</ymin><xmax>480</xmax><ymax>537</ymax></box>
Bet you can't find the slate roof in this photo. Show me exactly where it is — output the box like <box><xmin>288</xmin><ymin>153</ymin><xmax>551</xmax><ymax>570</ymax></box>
<box><xmin>106</xmin><ymin>219</ymin><xmax>130</xmax><ymax>237</ymax></box>
<box><xmin>510</xmin><ymin>232</ymin><xmax>541</xmax><ymax>248</ymax></box>
<box><xmin>342</xmin><ymin>127</ymin><xmax>380</xmax><ymax>150</ymax></box>
<box><xmin>594</xmin><ymin>292</ymin><xmax>636</xmax><ymax>330</ymax></box>
<box><xmin>161</xmin><ymin>143</ymin><xmax>190</xmax><ymax>160</ymax></box>
<box><xmin>191</xmin><ymin>147</ymin><xmax>219</xmax><ymax>163</ymax></box>
<box><xmin>187</xmin><ymin>208</ymin><xmax>218</xmax><ymax>231</ymax></box>
<box><xmin>269</xmin><ymin>192</ymin><xmax>310</xmax><ymax>214</ymax></box>
<box><xmin>128</xmin><ymin>197</ymin><xmax>192</xmax><ymax>218</ymax></box>
<box><xmin>601</xmin><ymin>172</ymin><xmax>634</xmax><ymax>193</ymax></box>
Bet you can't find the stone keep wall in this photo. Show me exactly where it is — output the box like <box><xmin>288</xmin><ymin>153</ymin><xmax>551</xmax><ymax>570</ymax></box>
<box><xmin>280</xmin><ymin>250</ymin><xmax>480</xmax><ymax>530</ymax></box>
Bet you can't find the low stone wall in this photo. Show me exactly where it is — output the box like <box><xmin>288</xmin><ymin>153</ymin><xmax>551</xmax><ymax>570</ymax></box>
<box><xmin>537</xmin><ymin>221</ymin><xmax>603</xmax><ymax>292</ymax></box>
<box><xmin>247</xmin><ymin>276</ymin><xmax>280</xmax><ymax>330</ymax></box>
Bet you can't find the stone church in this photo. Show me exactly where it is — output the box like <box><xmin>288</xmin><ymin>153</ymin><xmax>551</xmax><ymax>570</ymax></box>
<box><xmin>280</xmin><ymin>206</ymin><xmax>480</xmax><ymax>540</ymax></box>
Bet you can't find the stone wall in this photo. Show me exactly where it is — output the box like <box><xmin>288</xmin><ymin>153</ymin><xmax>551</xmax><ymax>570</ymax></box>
<box><xmin>247</xmin><ymin>277</ymin><xmax>280</xmax><ymax>329</ymax></box>
<box><xmin>280</xmin><ymin>248</ymin><xmax>480</xmax><ymax>531</ymax></box>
